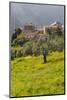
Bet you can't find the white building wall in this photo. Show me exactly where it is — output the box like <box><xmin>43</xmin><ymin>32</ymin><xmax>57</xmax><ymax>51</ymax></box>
<box><xmin>43</xmin><ymin>26</ymin><xmax>46</xmax><ymax>34</ymax></box>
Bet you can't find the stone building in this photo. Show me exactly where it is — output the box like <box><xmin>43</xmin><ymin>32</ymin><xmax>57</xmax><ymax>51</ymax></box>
<box><xmin>43</xmin><ymin>21</ymin><xmax>63</xmax><ymax>35</ymax></box>
<box><xmin>23</xmin><ymin>23</ymin><xmax>35</xmax><ymax>33</ymax></box>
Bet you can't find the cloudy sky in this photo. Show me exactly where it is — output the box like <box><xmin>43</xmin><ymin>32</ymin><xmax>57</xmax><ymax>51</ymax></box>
<box><xmin>10</xmin><ymin>2</ymin><xmax>64</xmax><ymax>33</ymax></box>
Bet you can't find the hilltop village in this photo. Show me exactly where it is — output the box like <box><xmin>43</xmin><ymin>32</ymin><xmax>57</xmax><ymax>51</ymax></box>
<box><xmin>21</xmin><ymin>21</ymin><xmax>64</xmax><ymax>40</ymax></box>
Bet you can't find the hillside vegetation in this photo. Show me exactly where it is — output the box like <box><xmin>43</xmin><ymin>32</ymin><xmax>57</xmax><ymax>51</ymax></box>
<box><xmin>11</xmin><ymin>51</ymin><xmax>64</xmax><ymax>97</ymax></box>
<box><xmin>11</xmin><ymin>27</ymin><xmax>64</xmax><ymax>60</ymax></box>
<box><xmin>10</xmin><ymin>25</ymin><xmax>64</xmax><ymax>97</ymax></box>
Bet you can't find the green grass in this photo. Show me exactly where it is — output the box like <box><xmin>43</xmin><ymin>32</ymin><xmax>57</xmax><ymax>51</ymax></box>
<box><xmin>11</xmin><ymin>51</ymin><xmax>64</xmax><ymax>97</ymax></box>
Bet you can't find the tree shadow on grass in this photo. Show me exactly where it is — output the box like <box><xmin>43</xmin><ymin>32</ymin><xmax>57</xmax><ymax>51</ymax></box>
<box><xmin>47</xmin><ymin>57</ymin><xmax>64</xmax><ymax>63</ymax></box>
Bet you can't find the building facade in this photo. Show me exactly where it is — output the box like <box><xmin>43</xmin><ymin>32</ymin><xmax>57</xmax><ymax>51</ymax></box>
<box><xmin>23</xmin><ymin>23</ymin><xmax>35</xmax><ymax>33</ymax></box>
<box><xmin>43</xmin><ymin>21</ymin><xmax>64</xmax><ymax>35</ymax></box>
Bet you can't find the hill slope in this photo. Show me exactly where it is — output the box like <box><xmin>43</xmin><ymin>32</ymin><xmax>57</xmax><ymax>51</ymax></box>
<box><xmin>11</xmin><ymin>51</ymin><xmax>64</xmax><ymax>97</ymax></box>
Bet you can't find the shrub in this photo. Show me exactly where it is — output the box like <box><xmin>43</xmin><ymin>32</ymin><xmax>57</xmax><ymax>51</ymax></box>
<box><xmin>22</xmin><ymin>41</ymin><xmax>33</xmax><ymax>56</ymax></box>
<box><xmin>32</xmin><ymin>42</ymin><xmax>40</xmax><ymax>56</ymax></box>
<box><xmin>11</xmin><ymin>49</ymin><xmax>17</xmax><ymax>60</ymax></box>
<box><xmin>47</xmin><ymin>35</ymin><xmax>64</xmax><ymax>52</ymax></box>
<box><xmin>16</xmin><ymin>50</ymin><xmax>22</xmax><ymax>57</ymax></box>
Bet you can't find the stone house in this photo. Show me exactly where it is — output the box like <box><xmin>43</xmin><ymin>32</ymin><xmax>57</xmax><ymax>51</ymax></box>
<box><xmin>23</xmin><ymin>23</ymin><xmax>35</xmax><ymax>33</ymax></box>
<box><xmin>43</xmin><ymin>21</ymin><xmax>63</xmax><ymax>35</ymax></box>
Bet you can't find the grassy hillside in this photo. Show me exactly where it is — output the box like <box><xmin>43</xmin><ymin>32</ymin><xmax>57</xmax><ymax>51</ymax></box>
<box><xmin>11</xmin><ymin>51</ymin><xmax>64</xmax><ymax>97</ymax></box>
